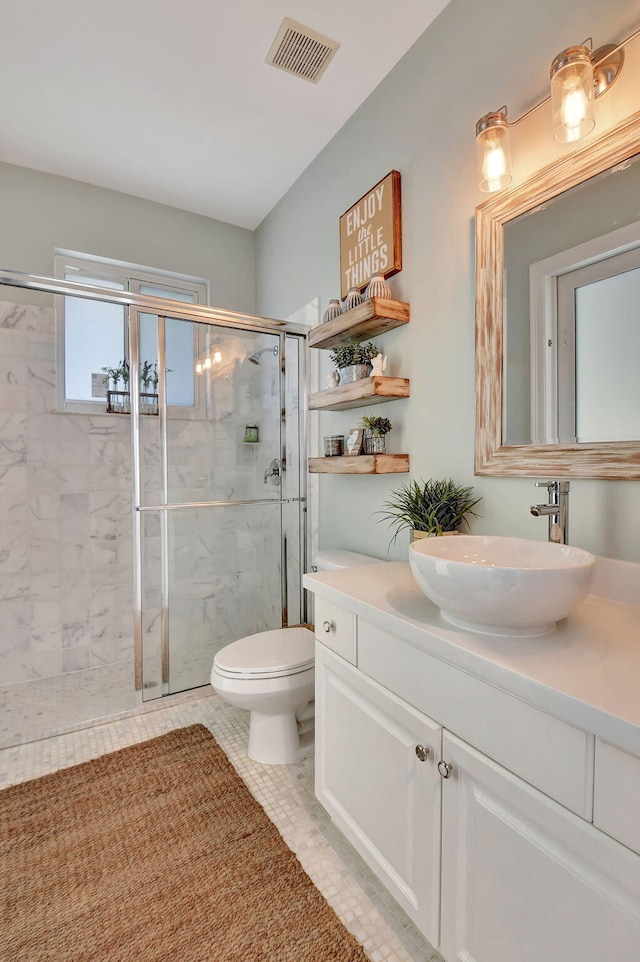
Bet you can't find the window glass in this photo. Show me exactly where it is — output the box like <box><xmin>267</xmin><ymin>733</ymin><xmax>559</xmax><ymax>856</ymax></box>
<box><xmin>59</xmin><ymin>259</ymin><xmax>204</xmax><ymax>409</ymax></box>
<box><xmin>138</xmin><ymin>285</ymin><xmax>196</xmax><ymax>407</ymax></box>
<box><xmin>64</xmin><ymin>275</ymin><xmax>125</xmax><ymax>402</ymax></box>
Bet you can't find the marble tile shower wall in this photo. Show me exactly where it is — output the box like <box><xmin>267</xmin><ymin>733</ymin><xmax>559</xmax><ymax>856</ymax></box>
<box><xmin>0</xmin><ymin>301</ymin><xmax>134</xmax><ymax>686</ymax></box>
<box><xmin>0</xmin><ymin>303</ymin><xmax>288</xmax><ymax>722</ymax></box>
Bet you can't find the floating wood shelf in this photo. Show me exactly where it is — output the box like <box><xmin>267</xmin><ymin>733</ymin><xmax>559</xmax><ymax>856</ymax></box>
<box><xmin>308</xmin><ymin>454</ymin><xmax>410</xmax><ymax>475</ymax></box>
<box><xmin>308</xmin><ymin>297</ymin><xmax>410</xmax><ymax>350</ymax></box>
<box><xmin>309</xmin><ymin>376</ymin><xmax>410</xmax><ymax>411</ymax></box>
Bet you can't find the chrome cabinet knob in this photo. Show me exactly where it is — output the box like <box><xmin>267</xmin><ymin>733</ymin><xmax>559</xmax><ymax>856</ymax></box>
<box><xmin>322</xmin><ymin>620</ymin><xmax>335</xmax><ymax>633</ymax></box>
<box><xmin>438</xmin><ymin>760</ymin><xmax>453</xmax><ymax>779</ymax></box>
<box><xmin>415</xmin><ymin>744</ymin><xmax>430</xmax><ymax>762</ymax></box>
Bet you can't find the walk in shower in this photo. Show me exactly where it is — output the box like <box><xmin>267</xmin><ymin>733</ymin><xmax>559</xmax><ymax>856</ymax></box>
<box><xmin>0</xmin><ymin>273</ymin><xmax>307</xmax><ymax>746</ymax></box>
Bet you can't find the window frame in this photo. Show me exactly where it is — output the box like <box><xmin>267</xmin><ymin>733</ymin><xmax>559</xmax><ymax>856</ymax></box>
<box><xmin>54</xmin><ymin>250</ymin><xmax>209</xmax><ymax>415</ymax></box>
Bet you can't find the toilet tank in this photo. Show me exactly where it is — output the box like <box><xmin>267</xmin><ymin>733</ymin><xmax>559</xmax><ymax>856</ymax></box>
<box><xmin>312</xmin><ymin>549</ymin><xmax>383</xmax><ymax>571</ymax></box>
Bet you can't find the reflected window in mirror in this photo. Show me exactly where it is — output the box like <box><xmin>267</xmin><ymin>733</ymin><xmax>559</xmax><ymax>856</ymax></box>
<box><xmin>503</xmin><ymin>152</ymin><xmax>640</xmax><ymax>446</ymax></box>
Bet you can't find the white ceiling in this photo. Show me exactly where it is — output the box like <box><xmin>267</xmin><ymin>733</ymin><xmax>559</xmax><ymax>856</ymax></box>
<box><xmin>0</xmin><ymin>0</ymin><xmax>450</xmax><ymax>229</ymax></box>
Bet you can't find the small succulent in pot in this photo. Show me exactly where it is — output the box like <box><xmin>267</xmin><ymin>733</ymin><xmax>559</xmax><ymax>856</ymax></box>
<box><xmin>361</xmin><ymin>415</ymin><xmax>392</xmax><ymax>454</ymax></box>
<box><xmin>379</xmin><ymin>478</ymin><xmax>481</xmax><ymax>543</ymax></box>
<box><xmin>329</xmin><ymin>340</ymin><xmax>379</xmax><ymax>384</ymax></box>
<box><xmin>329</xmin><ymin>340</ymin><xmax>379</xmax><ymax>368</ymax></box>
<box><xmin>361</xmin><ymin>415</ymin><xmax>392</xmax><ymax>436</ymax></box>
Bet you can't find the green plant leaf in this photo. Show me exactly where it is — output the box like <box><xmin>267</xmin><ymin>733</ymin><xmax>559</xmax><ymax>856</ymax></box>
<box><xmin>377</xmin><ymin>478</ymin><xmax>482</xmax><ymax>545</ymax></box>
<box><xmin>329</xmin><ymin>339</ymin><xmax>379</xmax><ymax>368</ymax></box>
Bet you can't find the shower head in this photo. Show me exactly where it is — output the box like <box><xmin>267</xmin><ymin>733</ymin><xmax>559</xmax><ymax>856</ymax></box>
<box><xmin>248</xmin><ymin>345</ymin><xmax>279</xmax><ymax>365</ymax></box>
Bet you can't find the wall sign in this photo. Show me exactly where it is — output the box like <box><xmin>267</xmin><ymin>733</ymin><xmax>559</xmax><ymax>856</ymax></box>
<box><xmin>339</xmin><ymin>170</ymin><xmax>402</xmax><ymax>298</ymax></box>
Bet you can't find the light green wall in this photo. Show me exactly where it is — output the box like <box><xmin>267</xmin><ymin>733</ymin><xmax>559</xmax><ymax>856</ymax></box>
<box><xmin>255</xmin><ymin>0</ymin><xmax>640</xmax><ymax>563</ymax></box>
<box><xmin>0</xmin><ymin>162</ymin><xmax>256</xmax><ymax>313</ymax></box>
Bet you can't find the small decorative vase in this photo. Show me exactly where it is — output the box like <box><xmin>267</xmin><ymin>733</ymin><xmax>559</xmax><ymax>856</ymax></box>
<box><xmin>322</xmin><ymin>299</ymin><xmax>342</xmax><ymax>324</ymax></box>
<box><xmin>342</xmin><ymin>287</ymin><xmax>365</xmax><ymax>312</ymax></box>
<box><xmin>364</xmin><ymin>272</ymin><xmax>392</xmax><ymax>300</ymax></box>
<box><xmin>339</xmin><ymin>364</ymin><xmax>372</xmax><ymax>384</ymax></box>
<box><xmin>364</xmin><ymin>434</ymin><xmax>386</xmax><ymax>454</ymax></box>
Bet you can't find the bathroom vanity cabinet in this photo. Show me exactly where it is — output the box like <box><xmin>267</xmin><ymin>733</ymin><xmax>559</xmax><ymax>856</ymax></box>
<box><xmin>307</xmin><ymin>565</ymin><xmax>640</xmax><ymax>962</ymax></box>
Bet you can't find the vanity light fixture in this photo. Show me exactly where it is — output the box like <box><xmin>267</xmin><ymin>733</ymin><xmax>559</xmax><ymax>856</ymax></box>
<box><xmin>476</xmin><ymin>26</ymin><xmax>640</xmax><ymax>192</ymax></box>
<box><xmin>475</xmin><ymin>108</ymin><xmax>513</xmax><ymax>193</ymax></box>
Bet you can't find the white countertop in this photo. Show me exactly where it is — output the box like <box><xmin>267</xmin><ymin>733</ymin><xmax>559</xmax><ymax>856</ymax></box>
<box><xmin>304</xmin><ymin>560</ymin><xmax>640</xmax><ymax>755</ymax></box>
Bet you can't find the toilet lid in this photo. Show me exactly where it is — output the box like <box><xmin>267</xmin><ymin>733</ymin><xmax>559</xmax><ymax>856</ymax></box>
<box><xmin>214</xmin><ymin>627</ymin><xmax>314</xmax><ymax>679</ymax></box>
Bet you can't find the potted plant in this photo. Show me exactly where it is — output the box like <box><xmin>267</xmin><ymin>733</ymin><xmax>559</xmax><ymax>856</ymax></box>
<box><xmin>140</xmin><ymin>360</ymin><xmax>154</xmax><ymax>392</ymax></box>
<box><xmin>102</xmin><ymin>364</ymin><xmax>123</xmax><ymax>412</ymax></box>
<box><xmin>379</xmin><ymin>478</ymin><xmax>481</xmax><ymax>543</ymax></box>
<box><xmin>120</xmin><ymin>359</ymin><xmax>130</xmax><ymax>412</ymax></box>
<box><xmin>361</xmin><ymin>415</ymin><xmax>392</xmax><ymax>454</ymax></box>
<box><xmin>139</xmin><ymin>360</ymin><xmax>155</xmax><ymax>414</ymax></box>
<box><xmin>101</xmin><ymin>365</ymin><xmax>121</xmax><ymax>391</ymax></box>
<box><xmin>329</xmin><ymin>340</ymin><xmax>379</xmax><ymax>384</ymax></box>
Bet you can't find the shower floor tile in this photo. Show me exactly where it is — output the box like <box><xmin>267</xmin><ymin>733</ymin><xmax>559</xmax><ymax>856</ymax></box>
<box><xmin>0</xmin><ymin>690</ymin><xmax>441</xmax><ymax>962</ymax></box>
<box><xmin>0</xmin><ymin>662</ymin><xmax>138</xmax><ymax>749</ymax></box>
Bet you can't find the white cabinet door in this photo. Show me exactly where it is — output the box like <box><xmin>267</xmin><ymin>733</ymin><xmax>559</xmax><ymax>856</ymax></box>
<box><xmin>315</xmin><ymin>642</ymin><xmax>442</xmax><ymax>945</ymax></box>
<box><xmin>440</xmin><ymin>731</ymin><xmax>640</xmax><ymax>962</ymax></box>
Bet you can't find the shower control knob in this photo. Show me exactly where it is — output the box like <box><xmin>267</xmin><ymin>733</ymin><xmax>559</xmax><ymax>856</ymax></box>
<box><xmin>415</xmin><ymin>744</ymin><xmax>430</xmax><ymax>762</ymax></box>
<box><xmin>438</xmin><ymin>760</ymin><xmax>453</xmax><ymax>779</ymax></box>
<box><xmin>322</xmin><ymin>620</ymin><xmax>335</xmax><ymax>633</ymax></box>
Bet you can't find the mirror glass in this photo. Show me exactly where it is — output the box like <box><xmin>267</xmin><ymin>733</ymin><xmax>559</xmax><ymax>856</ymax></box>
<box><xmin>503</xmin><ymin>152</ymin><xmax>640</xmax><ymax>445</ymax></box>
<box><xmin>475</xmin><ymin>109</ymin><xmax>640</xmax><ymax>479</ymax></box>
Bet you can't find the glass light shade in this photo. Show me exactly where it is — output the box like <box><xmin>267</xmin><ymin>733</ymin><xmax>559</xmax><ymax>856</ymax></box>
<box><xmin>476</xmin><ymin>113</ymin><xmax>512</xmax><ymax>193</ymax></box>
<box><xmin>551</xmin><ymin>45</ymin><xmax>595</xmax><ymax>143</ymax></box>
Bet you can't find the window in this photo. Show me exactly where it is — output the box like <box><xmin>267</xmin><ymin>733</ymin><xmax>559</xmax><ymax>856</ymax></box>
<box><xmin>55</xmin><ymin>252</ymin><xmax>208</xmax><ymax>411</ymax></box>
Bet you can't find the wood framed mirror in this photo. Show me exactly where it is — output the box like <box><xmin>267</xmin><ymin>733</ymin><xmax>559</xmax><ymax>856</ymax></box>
<box><xmin>475</xmin><ymin>108</ymin><xmax>640</xmax><ymax>479</ymax></box>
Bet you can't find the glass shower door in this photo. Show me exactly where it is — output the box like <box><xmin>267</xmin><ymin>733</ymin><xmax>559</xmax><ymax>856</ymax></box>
<box><xmin>131</xmin><ymin>309</ymin><xmax>298</xmax><ymax>699</ymax></box>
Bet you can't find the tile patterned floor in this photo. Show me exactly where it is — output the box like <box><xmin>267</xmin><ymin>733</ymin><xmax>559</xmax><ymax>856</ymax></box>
<box><xmin>0</xmin><ymin>662</ymin><xmax>139</xmax><ymax>749</ymax></box>
<box><xmin>0</xmin><ymin>689</ymin><xmax>442</xmax><ymax>962</ymax></box>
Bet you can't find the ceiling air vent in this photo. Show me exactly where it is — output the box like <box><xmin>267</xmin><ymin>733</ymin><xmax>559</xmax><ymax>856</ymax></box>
<box><xmin>266</xmin><ymin>18</ymin><xmax>339</xmax><ymax>84</ymax></box>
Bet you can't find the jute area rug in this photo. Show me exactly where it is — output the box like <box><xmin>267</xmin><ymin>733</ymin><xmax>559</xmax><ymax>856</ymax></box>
<box><xmin>0</xmin><ymin>724</ymin><xmax>368</xmax><ymax>962</ymax></box>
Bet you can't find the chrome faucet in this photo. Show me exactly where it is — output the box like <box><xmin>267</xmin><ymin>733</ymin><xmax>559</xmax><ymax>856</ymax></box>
<box><xmin>530</xmin><ymin>480</ymin><xmax>570</xmax><ymax>544</ymax></box>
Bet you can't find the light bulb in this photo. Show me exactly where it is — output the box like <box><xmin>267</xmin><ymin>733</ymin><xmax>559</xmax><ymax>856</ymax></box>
<box><xmin>560</xmin><ymin>77</ymin><xmax>588</xmax><ymax>142</ymax></box>
<box><xmin>204</xmin><ymin>357</ymin><xmax>212</xmax><ymax>369</ymax></box>
<box><xmin>213</xmin><ymin>349</ymin><xmax>222</xmax><ymax>363</ymax></box>
<box><xmin>476</xmin><ymin>111</ymin><xmax>512</xmax><ymax>193</ymax></box>
<box><xmin>551</xmin><ymin>46</ymin><xmax>595</xmax><ymax>144</ymax></box>
<box><xmin>482</xmin><ymin>141</ymin><xmax>507</xmax><ymax>192</ymax></box>
<box><xmin>195</xmin><ymin>362</ymin><xmax>202</xmax><ymax>373</ymax></box>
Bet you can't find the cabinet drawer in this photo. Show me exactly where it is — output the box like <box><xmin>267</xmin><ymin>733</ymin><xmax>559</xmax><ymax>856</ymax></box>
<box><xmin>314</xmin><ymin>597</ymin><xmax>356</xmax><ymax>663</ymax></box>
<box><xmin>594</xmin><ymin>738</ymin><xmax>640</xmax><ymax>854</ymax></box>
<box><xmin>358</xmin><ymin>619</ymin><xmax>594</xmax><ymax>818</ymax></box>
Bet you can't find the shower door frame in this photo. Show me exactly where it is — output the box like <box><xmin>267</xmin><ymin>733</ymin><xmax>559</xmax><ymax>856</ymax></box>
<box><xmin>128</xmin><ymin>305</ymin><xmax>308</xmax><ymax>695</ymax></box>
<box><xmin>0</xmin><ymin>268</ymin><xmax>308</xmax><ymax>697</ymax></box>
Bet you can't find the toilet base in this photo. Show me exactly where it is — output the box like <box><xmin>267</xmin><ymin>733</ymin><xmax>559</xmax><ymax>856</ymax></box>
<box><xmin>248</xmin><ymin>709</ymin><xmax>313</xmax><ymax>765</ymax></box>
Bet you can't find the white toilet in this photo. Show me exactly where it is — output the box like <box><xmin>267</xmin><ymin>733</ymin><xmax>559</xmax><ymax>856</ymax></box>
<box><xmin>210</xmin><ymin>549</ymin><xmax>382</xmax><ymax>764</ymax></box>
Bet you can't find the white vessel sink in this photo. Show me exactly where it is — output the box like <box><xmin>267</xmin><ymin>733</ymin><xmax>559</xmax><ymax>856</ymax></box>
<box><xmin>409</xmin><ymin>535</ymin><xmax>596</xmax><ymax>636</ymax></box>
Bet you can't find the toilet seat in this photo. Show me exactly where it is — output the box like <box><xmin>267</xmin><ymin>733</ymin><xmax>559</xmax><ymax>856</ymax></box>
<box><xmin>213</xmin><ymin>627</ymin><xmax>314</xmax><ymax>681</ymax></box>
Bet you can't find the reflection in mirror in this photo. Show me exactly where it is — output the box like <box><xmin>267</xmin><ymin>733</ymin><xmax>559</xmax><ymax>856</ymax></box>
<box><xmin>503</xmin><ymin>152</ymin><xmax>640</xmax><ymax>445</ymax></box>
